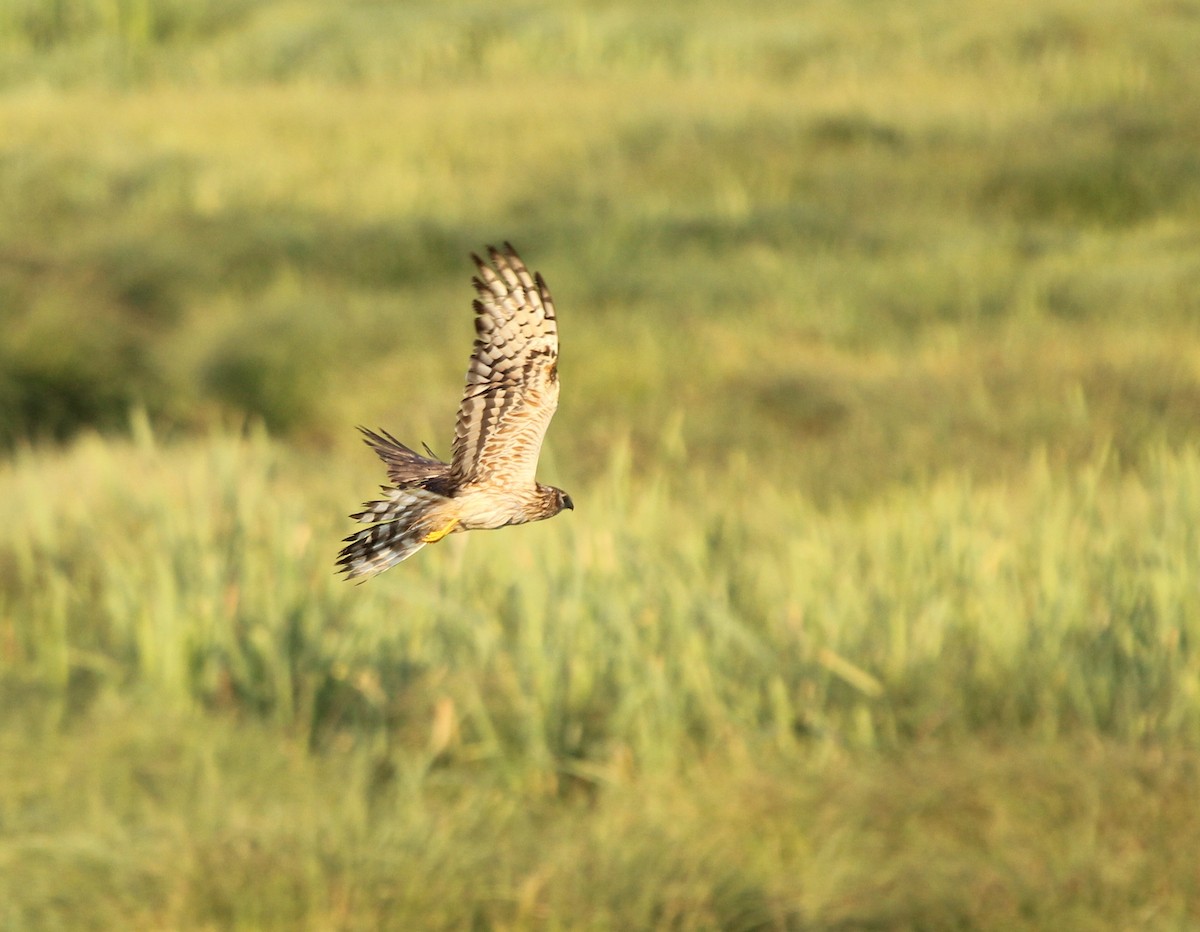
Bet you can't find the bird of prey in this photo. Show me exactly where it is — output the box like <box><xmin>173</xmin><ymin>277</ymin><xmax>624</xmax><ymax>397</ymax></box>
<box><xmin>337</xmin><ymin>244</ymin><xmax>573</xmax><ymax>580</ymax></box>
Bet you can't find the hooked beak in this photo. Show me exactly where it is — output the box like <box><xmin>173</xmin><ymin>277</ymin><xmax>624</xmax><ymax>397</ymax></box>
<box><xmin>562</xmin><ymin>493</ymin><xmax>575</xmax><ymax>511</ymax></box>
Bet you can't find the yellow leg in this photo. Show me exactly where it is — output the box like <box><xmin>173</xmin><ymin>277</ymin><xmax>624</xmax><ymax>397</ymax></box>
<box><xmin>420</xmin><ymin>518</ymin><xmax>460</xmax><ymax>544</ymax></box>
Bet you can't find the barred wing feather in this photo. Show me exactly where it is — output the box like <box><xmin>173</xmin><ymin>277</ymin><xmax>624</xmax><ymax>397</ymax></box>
<box><xmin>450</xmin><ymin>244</ymin><xmax>560</xmax><ymax>488</ymax></box>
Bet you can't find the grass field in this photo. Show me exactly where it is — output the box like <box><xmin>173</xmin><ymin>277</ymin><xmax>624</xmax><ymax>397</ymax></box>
<box><xmin>3</xmin><ymin>0</ymin><xmax>1200</xmax><ymax>928</ymax></box>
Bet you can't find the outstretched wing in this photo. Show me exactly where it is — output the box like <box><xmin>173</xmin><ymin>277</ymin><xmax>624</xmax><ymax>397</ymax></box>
<box><xmin>357</xmin><ymin>426</ymin><xmax>449</xmax><ymax>485</ymax></box>
<box><xmin>450</xmin><ymin>244</ymin><xmax>560</xmax><ymax>487</ymax></box>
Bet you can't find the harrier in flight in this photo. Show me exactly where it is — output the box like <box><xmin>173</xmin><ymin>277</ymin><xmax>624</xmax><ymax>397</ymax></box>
<box><xmin>337</xmin><ymin>244</ymin><xmax>573</xmax><ymax>580</ymax></box>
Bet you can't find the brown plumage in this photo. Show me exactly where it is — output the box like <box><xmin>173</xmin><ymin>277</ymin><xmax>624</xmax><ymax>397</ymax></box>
<box><xmin>337</xmin><ymin>244</ymin><xmax>573</xmax><ymax>580</ymax></box>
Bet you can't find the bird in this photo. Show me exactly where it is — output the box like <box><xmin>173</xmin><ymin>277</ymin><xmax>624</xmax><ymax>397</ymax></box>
<box><xmin>337</xmin><ymin>243</ymin><xmax>573</xmax><ymax>580</ymax></box>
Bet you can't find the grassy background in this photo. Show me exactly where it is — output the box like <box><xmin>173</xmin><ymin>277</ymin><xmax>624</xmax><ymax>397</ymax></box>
<box><xmin>2</xmin><ymin>0</ymin><xmax>1200</xmax><ymax>927</ymax></box>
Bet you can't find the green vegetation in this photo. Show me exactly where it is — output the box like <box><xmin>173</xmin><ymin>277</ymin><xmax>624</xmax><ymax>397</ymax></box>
<box><xmin>2</xmin><ymin>0</ymin><xmax>1200</xmax><ymax>927</ymax></box>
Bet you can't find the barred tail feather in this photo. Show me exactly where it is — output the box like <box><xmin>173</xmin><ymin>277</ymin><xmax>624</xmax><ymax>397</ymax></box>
<box><xmin>337</xmin><ymin>521</ymin><xmax>430</xmax><ymax>580</ymax></box>
<box><xmin>336</xmin><ymin>488</ymin><xmax>456</xmax><ymax>580</ymax></box>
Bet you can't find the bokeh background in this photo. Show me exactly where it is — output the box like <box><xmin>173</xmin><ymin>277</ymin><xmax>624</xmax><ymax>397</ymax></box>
<box><xmin>2</xmin><ymin>1</ymin><xmax>1200</xmax><ymax>927</ymax></box>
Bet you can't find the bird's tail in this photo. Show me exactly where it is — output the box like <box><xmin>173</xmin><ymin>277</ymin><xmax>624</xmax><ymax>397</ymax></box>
<box><xmin>336</xmin><ymin>487</ymin><xmax>459</xmax><ymax>580</ymax></box>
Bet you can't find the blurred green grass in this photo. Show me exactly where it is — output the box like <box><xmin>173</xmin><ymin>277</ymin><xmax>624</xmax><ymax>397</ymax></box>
<box><xmin>2</xmin><ymin>0</ymin><xmax>1199</xmax><ymax>497</ymax></box>
<box><xmin>3</xmin><ymin>0</ymin><xmax>1200</xmax><ymax>927</ymax></box>
<box><xmin>3</xmin><ymin>426</ymin><xmax>1200</xmax><ymax>927</ymax></box>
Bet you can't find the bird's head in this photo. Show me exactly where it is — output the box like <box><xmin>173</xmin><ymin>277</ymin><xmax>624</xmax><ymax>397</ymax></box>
<box><xmin>538</xmin><ymin>484</ymin><xmax>575</xmax><ymax>518</ymax></box>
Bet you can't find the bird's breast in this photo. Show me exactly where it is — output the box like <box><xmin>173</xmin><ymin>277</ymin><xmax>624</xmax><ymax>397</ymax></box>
<box><xmin>454</xmin><ymin>486</ymin><xmax>535</xmax><ymax>530</ymax></box>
